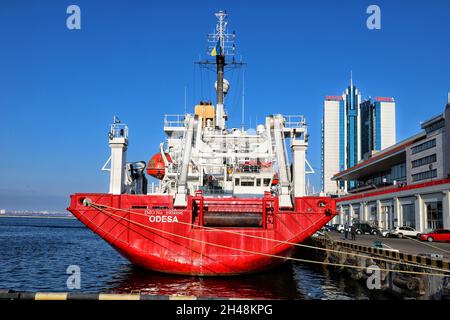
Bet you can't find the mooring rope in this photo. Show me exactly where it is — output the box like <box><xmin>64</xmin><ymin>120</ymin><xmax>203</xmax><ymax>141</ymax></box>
<box><xmin>87</xmin><ymin>201</ymin><xmax>450</xmax><ymax>274</ymax></box>
<box><xmin>86</xmin><ymin>202</ymin><xmax>449</xmax><ymax>277</ymax></box>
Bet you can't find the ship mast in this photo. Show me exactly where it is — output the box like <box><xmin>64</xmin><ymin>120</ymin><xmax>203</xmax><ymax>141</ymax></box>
<box><xmin>207</xmin><ymin>10</ymin><xmax>237</xmax><ymax>130</ymax></box>
<box><xmin>215</xmin><ymin>11</ymin><xmax>226</xmax><ymax>107</ymax></box>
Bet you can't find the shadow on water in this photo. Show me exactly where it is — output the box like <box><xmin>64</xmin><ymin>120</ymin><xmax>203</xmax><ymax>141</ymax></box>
<box><xmin>108</xmin><ymin>263</ymin><xmax>301</xmax><ymax>299</ymax></box>
<box><xmin>107</xmin><ymin>260</ymin><xmax>390</xmax><ymax>300</ymax></box>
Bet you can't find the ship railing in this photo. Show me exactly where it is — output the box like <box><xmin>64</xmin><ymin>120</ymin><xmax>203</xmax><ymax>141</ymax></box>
<box><xmin>283</xmin><ymin>115</ymin><xmax>306</xmax><ymax>129</ymax></box>
<box><xmin>164</xmin><ymin>114</ymin><xmax>185</xmax><ymax>127</ymax></box>
<box><xmin>109</xmin><ymin>123</ymin><xmax>128</xmax><ymax>139</ymax></box>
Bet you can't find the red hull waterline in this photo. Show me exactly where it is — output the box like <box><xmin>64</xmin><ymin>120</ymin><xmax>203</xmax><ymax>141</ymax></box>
<box><xmin>68</xmin><ymin>193</ymin><xmax>336</xmax><ymax>276</ymax></box>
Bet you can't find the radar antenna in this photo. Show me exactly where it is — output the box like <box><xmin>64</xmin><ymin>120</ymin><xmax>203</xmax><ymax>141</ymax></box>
<box><xmin>196</xmin><ymin>11</ymin><xmax>245</xmax><ymax>130</ymax></box>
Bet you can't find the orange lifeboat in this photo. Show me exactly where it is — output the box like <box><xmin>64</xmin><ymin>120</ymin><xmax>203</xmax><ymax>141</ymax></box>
<box><xmin>146</xmin><ymin>152</ymin><xmax>172</xmax><ymax>179</ymax></box>
<box><xmin>272</xmin><ymin>173</ymin><xmax>279</xmax><ymax>185</ymax></box>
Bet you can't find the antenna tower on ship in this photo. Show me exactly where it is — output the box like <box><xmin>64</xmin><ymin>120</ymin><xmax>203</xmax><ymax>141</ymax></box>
<box><xmin>196</xmin><ymin>10</ymin><xmax>245</xmax><ymax>130</ymax></box>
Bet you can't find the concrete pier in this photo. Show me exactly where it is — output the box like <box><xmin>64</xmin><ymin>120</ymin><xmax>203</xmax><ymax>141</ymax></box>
<box><xmin>306</xmin><ymin>233</ymin><xmax>450</xmax><ymax>299</ymax></box>
<box><xmin>325</xmin><ymin>232</ymin><xmax>450</xmax><ymax>261</ymax></box>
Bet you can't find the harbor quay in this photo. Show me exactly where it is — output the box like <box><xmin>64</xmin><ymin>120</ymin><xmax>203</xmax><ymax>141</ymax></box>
<box><xmin>304</xmin><ymin>231</ymin><xmax>450</xmax><ymax>299</ymax></box>
<box><xmin>325</xmin><ymin>232</ymin><xmax>450</xmax><ymax>261</ymax></box>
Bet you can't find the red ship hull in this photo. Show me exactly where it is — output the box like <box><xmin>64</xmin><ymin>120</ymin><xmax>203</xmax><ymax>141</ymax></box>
<box><xmin>68</xmin><ymin>193</ymin><xmax>336</xmax><ymax>276</ymax></box>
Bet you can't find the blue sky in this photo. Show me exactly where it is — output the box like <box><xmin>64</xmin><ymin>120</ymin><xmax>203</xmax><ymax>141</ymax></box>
<box><xmin>0</xmin><ymin>0</ymin><xmax>449</xmax><ymax>211</ymax></box>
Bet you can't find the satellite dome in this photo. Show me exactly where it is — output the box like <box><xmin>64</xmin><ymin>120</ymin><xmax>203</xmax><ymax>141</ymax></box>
<box><xmin>215</xmin><ymin>79</ymin><xmax>230</xmax><ymax>95</ymax></box>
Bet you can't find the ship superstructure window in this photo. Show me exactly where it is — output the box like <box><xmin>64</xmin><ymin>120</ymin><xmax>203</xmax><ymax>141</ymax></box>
<box><xmin>411</xmin><ymin>139</ymin><xmax>436</xmax><ymax>155</ymax></box>
<box><xmin>411</xmin><ymin>154</ymin><xmax>437</xmax><ymax>168</ymax></box>
<box><xmin>240</xmin><ymin>177</ymin><xmax>255</xmax><ymax>187</ymax></box>
<box><xmin>256</xmin><ymin>179</ymin><xmax>261</xmax><ymax>186</ymax></box>
<box><xmin>411</xmin><ymin>169</ymin><xmax>437</xmax><ymax>182</ymax></box>
<box><xmin>235</xmin><ymin>178</ymin><xmax>240</xmax><ymax>186</ymax></box>
<box><xmin>263</xmin><ymin>179</ymin><xmax>271</xmax><ymax>187</ymax></box>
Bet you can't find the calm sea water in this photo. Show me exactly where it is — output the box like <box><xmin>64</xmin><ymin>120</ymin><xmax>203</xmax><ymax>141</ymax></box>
<box><xmin>0</xmin><ymin>217</ymin><xmax>389</xmax><ymax>299</ymax></box>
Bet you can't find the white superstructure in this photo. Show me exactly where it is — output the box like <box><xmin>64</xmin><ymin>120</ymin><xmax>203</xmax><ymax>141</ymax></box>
<box><xmin>103</xmin><ymin>11</ymin><xmax>312</xmax><ymax>209</ymax></box>
<box><xmin>162</xmin><ymin>113</ymin><xmax>308</xmax><ymax>208</ymax></box>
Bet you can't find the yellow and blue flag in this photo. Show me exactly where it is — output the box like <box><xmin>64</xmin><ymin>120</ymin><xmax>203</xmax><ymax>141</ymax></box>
<box><xmin>210</xmin><ymin>40</ymin><xmax>221</xmax><ymax>57</ymax></box>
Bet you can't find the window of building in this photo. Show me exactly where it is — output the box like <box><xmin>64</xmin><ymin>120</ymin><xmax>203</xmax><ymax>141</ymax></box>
<box><xmin>263</xmin><ymin>178</ymin><xmax>271</xmax><ymax>187</ymax></box>
<box><xmin>352</xmin><ymin>207</ymin><xmax>360</xmax><ymax>222</ymax></box>
<box><xmin>411</xmin><ymin>154</ymin><xmax>437</xmax><ymax>168</ymax></box>
<box><xmin>256</xmin><ymin>179</ymin><xmax>261</xmax><ymax>187</ymax></box>
<box><xmin>380</xmin><ymin>205</ymin><xmax>394</xmax><ymax>230</ymax></box>
<box><xmin>411</xmin><ymin>169</ymin><xmax>437</xmax><ymax>182</ymax></box>
<box><xmin>234</xmin><ymin>178</ymin><xmax>240</xmax><ymax>186</ymax></box>
<box><xmin>391</xmin><ymin>163</ymin><xmax>406</xmax><ymax>182</ymax></box>
<box><xmin>342</xmin><ymin>207</ymin><xmax>350</xmax><ymax>225</ymax></box>
<box><xmin>401</xmin><ymin>204</ymin><xmax>415</xmax><ymax>229</ymax></box>
<box><xmin>426</xmin><ymin>202</ymin><xmax>443</xmax><ymax>230</ymax></box>
<box><xmin>411</xmin><ymin>139</ymin><xmax>436</xmax><ymax>155</ymax></box>
<box><xmin>369</xmin><ymin>206</ymin><xmax>377</xmax><ymax>224</ymax></box>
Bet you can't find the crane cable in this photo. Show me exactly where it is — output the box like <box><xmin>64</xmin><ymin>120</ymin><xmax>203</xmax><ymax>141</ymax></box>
<box><xmin>86</xmin><ymin>202</ymin><xmax>450</xmax><ymax>277</ymax></box>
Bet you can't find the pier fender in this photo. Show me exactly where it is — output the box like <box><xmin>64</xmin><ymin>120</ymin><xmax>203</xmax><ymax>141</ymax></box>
<box><xmin>345</xmin><ymin>255</ymin><xmax>360</xmax><ymax>279</ymax></box>
<box><xmin>442</xmin><ymin>278</ymin><xmax>450</xmax><ymax>300</ymax></box>
<box><xmin>346</xmin><ymin>256</ymin><xmax>357</xmax><ymax>266</ymax></box>
<box><xmin>366</xmin><ymin>258</ymin><xmax>388</xmax><ymax>282</ymax></box>
<box><xmin>393</xmin><ymin>274</ymin><xmax>423</xmax><ymax>293</ymax></box>
<box><xmin>350</xmin><ymin>270</ymin><xmax>364</xmax><ymax>280</ymax></box>
<box><xmin>351</xmin><ymin>255</ymin><xmax>367</xmax><ymax>280</ymax></box>
<box><xmin>337</xmin><ymin>246</ymin><xmax>348</xmax><ymax>264</ymax></box>
<box><xmin>325</xmin><ymin>253</ymin><xmax>344</xmax><ymax>273</ymax></box>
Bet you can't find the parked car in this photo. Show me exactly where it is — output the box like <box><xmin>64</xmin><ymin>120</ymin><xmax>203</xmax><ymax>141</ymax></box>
<box><xmin>330</xmin><ymin>224</ymin><xmax>345</xmax><ymax>233</ymax></box>
<box><xmin>419</xmin><ymin>229</ymin><xmax>450</xmax><ymax>242</ymax></box>
<box><xmin>353</xmin><ymin>223</ymin><xmax>380</xmax><ymax>235</ymax></box>
<box><xmin>389</xmin><ymin>226</ymin><xmax>421</xmax><ymax>238</ymax></box>
<box><xmin>312</xmin><ymin>230</ymin><xmax>325</xmax><ymax>237</ymax></box>
<box><xmin>312</xmin><ymin>226</ymin><xmax>330</xmax><ymax>237</ymax></box>
<box><xmin>381</xmin><ymin>229</ymin><xmax>391</xmax><ymax>237</ymax></box>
